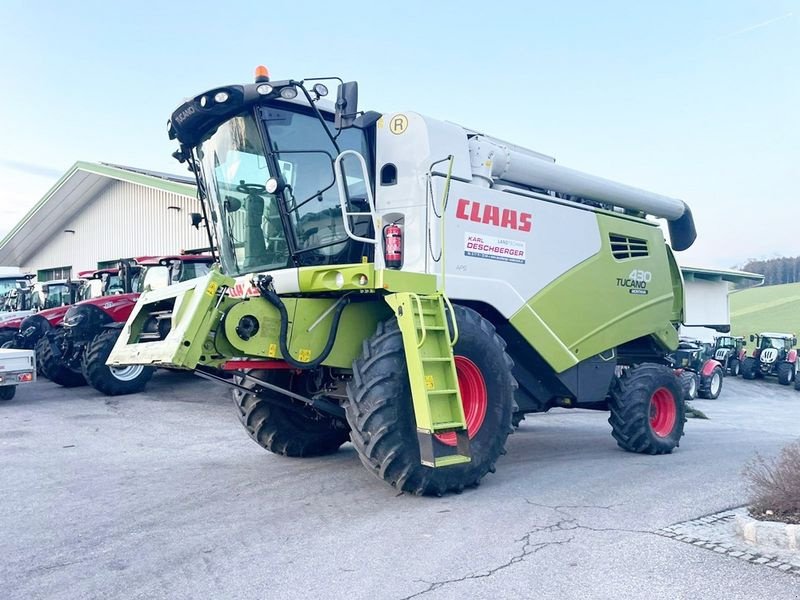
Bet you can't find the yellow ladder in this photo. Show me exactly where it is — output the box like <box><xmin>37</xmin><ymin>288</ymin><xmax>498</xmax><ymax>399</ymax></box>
<box><xmin>385</xmin><ymin>292</ymin><xmax>470</xmax><ymax>467</ymax></box>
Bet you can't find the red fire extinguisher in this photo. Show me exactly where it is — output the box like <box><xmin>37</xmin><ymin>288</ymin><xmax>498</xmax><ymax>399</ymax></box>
<box><xmin>383</xmin><ymin>223</ymin><xmax>402</xmax><ymax>269</ymax></box>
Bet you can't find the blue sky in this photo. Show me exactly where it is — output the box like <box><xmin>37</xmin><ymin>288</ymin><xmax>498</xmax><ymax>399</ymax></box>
<box><xmin>0</xmin><ymin>0</ymin><xmax>797</xmax><ymax>268</ymax></box>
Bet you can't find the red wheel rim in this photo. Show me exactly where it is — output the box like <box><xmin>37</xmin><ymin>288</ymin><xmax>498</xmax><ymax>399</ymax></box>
<box><xmin>436</xmin><ymin>356</ymin><xmax>488</xmax><ymax>447</ymax></box>
<box><xmin>649</xmin><ymin>387</ymin><xmax>677</xmax><ymax>437</ymax></box>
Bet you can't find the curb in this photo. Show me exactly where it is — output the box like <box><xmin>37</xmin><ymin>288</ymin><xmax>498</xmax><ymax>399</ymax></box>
<box><xmin>734</xmin><ymin>513</ymin><xmax>800</xmax><ymax>552</ymax></box>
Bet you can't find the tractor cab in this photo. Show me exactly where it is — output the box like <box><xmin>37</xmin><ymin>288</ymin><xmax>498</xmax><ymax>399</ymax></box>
<box><xmin>712</xmin><ymin>335</ymin><xmax>746</xmax><ymax>376</ymax></box>
<box><xmin>134</xmin><ymin>255</ymin><xmax>215</xmax><ymax>291</ymax></box>
<box><xmin>40</xmin><ymin>279</ymin><xmax>87</xmax><ymax>309</ymax></box>
<box><xmin>1</xmin><ymin>275</ymin><xmax>38</xmax><ymax>313</ymax></box>
<box><xmin>79</xmin><ymin>262</ymin><xmax>142</xmax><ymax>297</ymax></box>
<box><xmin>742</xmin><ymin>332</ymin><xmax>798</xmax><ymax>383</ymax></box>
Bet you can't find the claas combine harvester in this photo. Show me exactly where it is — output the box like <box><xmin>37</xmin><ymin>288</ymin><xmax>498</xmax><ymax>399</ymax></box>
<box><xmin>108</xmin><ymin>67</ymin><xmax>699</xmax><ymax>495</ymax></box>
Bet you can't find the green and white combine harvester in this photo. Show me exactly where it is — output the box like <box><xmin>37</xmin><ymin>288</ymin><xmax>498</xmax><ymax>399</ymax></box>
<box><xmin>108</xmin><ymin>67</ymin><xmax>698</xmax><ymax>495</ymax></box>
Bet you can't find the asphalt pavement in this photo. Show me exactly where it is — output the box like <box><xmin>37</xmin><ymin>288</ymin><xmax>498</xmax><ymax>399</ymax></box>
<box><xmin>1</xmin><ymin>371</ymin><xmax>799</xmax><ymax>599</ymax></box>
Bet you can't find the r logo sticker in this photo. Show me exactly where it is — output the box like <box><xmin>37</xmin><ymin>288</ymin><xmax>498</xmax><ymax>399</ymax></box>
<box><xmin>390</xmin><ymin>114</ymin><xmax>408</xmax><ymax>134</ymax></box>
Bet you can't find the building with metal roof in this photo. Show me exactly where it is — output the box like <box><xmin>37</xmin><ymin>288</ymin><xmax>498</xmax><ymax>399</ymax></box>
<box><xmin>679</xmin><ymin>265</ymin><xmax>764</xmax><ymax>342</ymax></box>
<box><xmin>0</xmin><ymin>161</ymin><xmax>208</xmax><ymax>281</ymax></box>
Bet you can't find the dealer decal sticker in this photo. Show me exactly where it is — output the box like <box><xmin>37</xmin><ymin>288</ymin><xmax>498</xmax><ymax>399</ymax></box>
<box><xmin>464</xmin><ymin>232</ymin><xmax>526</xmax><ymax>264</ymax></box>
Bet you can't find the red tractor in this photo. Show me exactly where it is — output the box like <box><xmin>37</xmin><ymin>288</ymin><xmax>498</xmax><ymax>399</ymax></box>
<box><xmin>1</xmin><ymin>278</ymin><xmax>88</xmax><ymax>352</ymax></box>
<box><xmin>741</xmin><ymin>332</ymin><xmax>798</xmax><ymax>385</ymax></box>
<box><xmin>45</xmin><ymin>255</ymin><xmax>214</xmax><ymax>395</ymax></box>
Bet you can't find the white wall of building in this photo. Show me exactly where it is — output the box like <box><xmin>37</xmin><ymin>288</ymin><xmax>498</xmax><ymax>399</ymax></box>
<box><xmin>21</xmin><ymin>180</ymin><xmax>208</xmax><ymax>275</ymax></box>
<box><xmin>680</xmin><ymin>277</ymin><xmax>731</xmax><ymax>342</ymax></box>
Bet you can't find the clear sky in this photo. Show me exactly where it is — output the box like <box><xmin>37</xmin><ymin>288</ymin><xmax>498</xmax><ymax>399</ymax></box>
<box><xmin>0</xmin><ymin>0</ymin><xmax>797</xmax><ymax>268</ymax></box>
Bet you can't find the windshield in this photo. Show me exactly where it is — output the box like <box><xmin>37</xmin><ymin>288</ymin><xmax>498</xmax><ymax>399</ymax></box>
<box><xmin>197</xmin><ymin>103</ymin><xmax>372</xmax><ymax>276</ymax></box>
<box><xmin>716</xmin><ymin>337</ymin><xmax>735</xmax><ymax>348</ymax></box>
<box><xmin>44</xmin><ymin>284</ymin><xmax>70</xmax><ymax>308</ymax></box>
<box><xmin>0</xmin><ymin>278</ymin><xmax>16</xmax><ymax>296</ymax></box>
<box><xmin>170</xmin><ymin>261</ymin><xmax>211</xmax><ymax>284</ymax></box>
<box><xmin>762</xmin><ymin>337</ymin><xmax>786</xmax><ymax>350</ymax></box>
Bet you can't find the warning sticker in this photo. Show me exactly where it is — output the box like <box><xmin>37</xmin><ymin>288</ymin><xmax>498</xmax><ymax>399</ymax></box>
<box><xmin>464</xmin><ymin>232</ymin><xmax>526</xmax><ymax>264</ymax></box>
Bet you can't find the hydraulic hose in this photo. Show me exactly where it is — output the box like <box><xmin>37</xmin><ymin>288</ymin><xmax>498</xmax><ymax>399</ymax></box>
<box><xmin>253</xmin><ymin>275</ymin><xmax>350</xmax><ymax>370</ymax></box>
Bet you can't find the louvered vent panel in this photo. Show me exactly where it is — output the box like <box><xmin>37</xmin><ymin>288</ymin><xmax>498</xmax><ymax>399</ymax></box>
<box><xmin>609</xmin><ymin>234</ymin><xmax>649</xmax><ymax>260</ymax></box>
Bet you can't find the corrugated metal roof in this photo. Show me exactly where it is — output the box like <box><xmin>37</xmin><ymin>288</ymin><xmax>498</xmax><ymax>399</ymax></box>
<box><xmin>0</xmin><ymin>161</ymin><xmax>197</xmax><ymax>266</ymax></box>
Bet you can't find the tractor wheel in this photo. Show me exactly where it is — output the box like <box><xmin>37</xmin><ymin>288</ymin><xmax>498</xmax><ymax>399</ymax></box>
<box><xmin>37</xmin><ymin>330</ymin><xmax>86</xmax><ymax>388</ymax></box>
<box><xmin>728</xmin><ymin>358</ymin><xmax>740</xmax><ymax>377</ymax></box>
<box><xmin>741</xmin><ymin>357</ymin><xmax>758</xmax><ymax>380</ymax></box>
<box><xmin>609</xmin><ymin>364</ymin><xmax>685</xmax><ymax>455</ymax></box>
<box><xmin>0</xmin><ymin>386</ymin><xmax>15</xmax><ymax>401</ymax></box>
<box><xmin>699</xmin><ymin>366</ymin><xmax>724</xmax><ymax>399</ymax></box>
<box><xmin>795</xmin><ymin>376</ymin><xmax>800</xmax><ymax>391</ymax></box>
<box><xmin>233</xmin><ymin>369</ymin><xmax>350</xmax><ymax>457</ymax></box>
<box><xmin>679</xmin><ymin>371</ymin><xmax>698</xmax><ymax>400</ymax></box>
<box><xmin>82</xmin><ymin>329</ymin><xmax>154</xmax><ymax>396</ymax></box>
<box><xmin>346</xmin><ymin>305</ymin><xmax>516</xmax><ymax>496</ymax></box>
<box><xmin>776</xmin><ymin>362</ymin><xmax>793</xmax><ymax>386</ymax></box>
<box><xmin>0</xmin><ymin>330</ymin><xmax>15</xmax><ymax>348</ymax></box>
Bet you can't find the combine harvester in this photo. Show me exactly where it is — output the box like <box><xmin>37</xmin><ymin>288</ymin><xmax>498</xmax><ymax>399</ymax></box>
<box><xmin>109</xmin><ymin>67</ymin><xmax>698</xmax><ymax>494</ymax></box>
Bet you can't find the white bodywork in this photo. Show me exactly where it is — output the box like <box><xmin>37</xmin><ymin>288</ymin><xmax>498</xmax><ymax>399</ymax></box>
<box><xmin>0</xmin><ymin>347</ymin><xmax>36</xmax><ymax>386</ymax></box>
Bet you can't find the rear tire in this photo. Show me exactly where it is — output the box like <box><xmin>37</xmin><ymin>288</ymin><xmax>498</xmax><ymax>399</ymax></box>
<box><xmin>233</xmin><ymin>370</ymin><xmax>350</xmax><ymax>457</ymax></box>
<box><xmin>741</xmin><ymin>357</ymin><xmax>757</xmax><ymax>380</ymax></box>
<box><xmin>679</xmin><ymin>371</ymin><xmax>698</xmax><ymax>400</ymax></box>
<box><xmin>728</xmin><ymin>358</ymin><xmax>740</xmax><ymax>377</ymax></box>
<box><xmin>0</xmin><ymin>386</ymin><xmax>15</xmax><ymax>401</ymax></box>
<box><xmin>698</xmin><ymin>366</ymin><xmax>723</xmax><ymax>399</ymax></box>
<box><xmin>609</xmin><ymin>364</ymin><xmax>685</xmax><ymax>455</ymax></box>
<box><xmin>37</xmin><ymin>329</ymin><xmax>86</xmax><ymax>387</ymax></box>
<box><xmin>82</xmin><ymin>329</ymin><xmax>154</xmax><ymax>396</ymax></box>
<box><xmin>345</xmin><ymin>305</ymin><xmax>516</xmax><ymax>495</ymax></box>
<box><xmin>777</xmin><ymin>362</ymin><xmax>793</xmax><ymax>386</ymax></box>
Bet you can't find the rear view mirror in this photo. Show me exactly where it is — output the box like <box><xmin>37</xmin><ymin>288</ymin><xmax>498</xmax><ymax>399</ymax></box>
<box><xmin>335</xmin><ymin>81</ymin><xmax>358</xmax><ymax>130</ymax></box>
<box><xmin>749</xmin><ymin>335</ymin><xmax>755</xmax><ymax>342</ymax></box>
<box><xmin>190</xmin><ymin>212</ymin><xmax>204</xmax><ymax>229</ymax></box>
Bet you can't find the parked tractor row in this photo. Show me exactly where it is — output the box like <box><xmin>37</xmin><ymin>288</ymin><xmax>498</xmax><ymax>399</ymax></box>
<box><xmin>2</xmin><ymin>254</ymin><xmax>213</xmax><ymax>398</ymax></box>
<box><xmin>672</xmin><ymin>332</ymin><xmax>799</xmax><ymax>401</ymax></box>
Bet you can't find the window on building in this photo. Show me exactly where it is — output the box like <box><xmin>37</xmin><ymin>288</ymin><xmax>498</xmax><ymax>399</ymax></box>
<box><xmin>37</xmin><ymin>266</ymin><xmax>72</xmax><ymax>282</ymax></box>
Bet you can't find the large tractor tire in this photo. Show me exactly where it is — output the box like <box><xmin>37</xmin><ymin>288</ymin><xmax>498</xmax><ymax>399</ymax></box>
<box><xmin>345</xmin><ymin>305</ymin><xmax>516</xmax><ymax>496</ymax></box>
<box><xmin>37</xmin><ymin>330</ymin><xmax>86</xmax><ymax>388</ymax></box>
<box><xmin>0</xmin><ymin>330</ymin><xmax>16</xmax><ymax>348</ymax></box>
<box><xmin>0</xmin><ymin>386</ymin><xmax>15</xmax><ymax>401</ymax></box>
<box><xmin>776</xmin><ymin>362</ymin><xmax>794</xmax><ymax>386</ymax></box>
<box><xmin>795</xmin><ymin>376</ymin><xmax>800</xmax><ymax>391</ymax></box>
<box><xmin>609</xmin><ymin>364</ymin><xmax>685</xmax><ymax>455</ymax></box>
<box><xmin>233</xmin><ymin>369</ymin><xmax>350</xmax><ymax>457</ymax></box>
<box><xmin>698</xmin><ymin>365</ymin><xmax>724</xmax><ymax>399</ymax></box>
<box><xmin>679</xmin><ymin>371</ymin><xmax>698</xmax><ymax>400</ymax></box>
<box><xmin>728</xmin><ymin>358</ymin><xmax>740</xmax><ymax>377</ymax></box>
<box><xmin>741</xmin><ymin>357</ymin><xmax>758</xmax><ymax>380</ymax></box>
<box><xmin>82</xmin><ymin>329</ymin><xmax>154</xmax><ymax>396</ymax></box>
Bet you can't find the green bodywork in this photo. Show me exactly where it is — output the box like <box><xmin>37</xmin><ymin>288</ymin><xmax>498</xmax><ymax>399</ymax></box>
<box><xmin>510</xmin><ymin>214</ymin><xmax>681</xmax><ymax>373</ymax></box>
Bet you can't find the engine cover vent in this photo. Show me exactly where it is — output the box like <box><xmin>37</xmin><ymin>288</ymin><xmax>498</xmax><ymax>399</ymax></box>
<box><xmin>609</xmin><ymin>234</ymin><xmax>649</xmax><ymax>260</ymax></box>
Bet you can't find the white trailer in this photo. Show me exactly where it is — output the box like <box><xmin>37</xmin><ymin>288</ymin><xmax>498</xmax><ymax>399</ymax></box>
<box><xmin>0</xmin><ymin>347</ymin><xmax>36</xmax><ymax>401</ymax></box>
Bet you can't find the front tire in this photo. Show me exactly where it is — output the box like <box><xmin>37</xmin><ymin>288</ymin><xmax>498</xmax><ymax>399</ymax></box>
<box><xmin>609</xmin><ymin>364</ymin><xmax>685</xmax><ymax>455</ymax></box>
<box><xmin>777</xmin><ymin>362</ymin><xmax>794</xmax><ymax>386</ymax></box>
<box><xmin>0</xmin><ymin>330</ymin><xmax>15</xmax><ymax>348</ymax></box>
<box><xmin>82</xmin><ymin>329</ymin><xmax>154</xmax><ymax>396</ymax></box>
<box><xmin>233</xmin><ymin>369</ymin><xmax>350</xmax><ymax>457</ymax></box>
<box><xmin>741</xmin><ymin>357</ymin><xmax>757</xmax><ymax>380</ymax></box>
<box><xmin>728</xmin><ymin>358</ymin><xmax>740</xmax><ymax>377</ymax></box>
<box><xmin>345</xmin><ymin>305</ymin><xmax>516</xmax><ymax>496</ymax></box>
<box><xmin>0</xmin><ymin>386</ymin><xmax>15</xmax><ymax>401</ymax></box>
<box><xmin>699</xmin><ymin>365</ymin><xmax>723</xmax><ymax>399</ymax></box>
<box><xmin>679</xmin><ymin>371</ymin><xmax>698</xmax><ymax>400</ymax></box>
<box><xmin>37</xmin><ymin>329</ymin><xmax>86</xmax><ymax>387</ymax></box>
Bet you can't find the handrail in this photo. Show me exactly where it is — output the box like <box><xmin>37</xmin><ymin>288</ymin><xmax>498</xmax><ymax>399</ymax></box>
<box><xmin>333</xmin><ymin>150</ymin><xmax>378</xmax><ymax>245</ymax></box>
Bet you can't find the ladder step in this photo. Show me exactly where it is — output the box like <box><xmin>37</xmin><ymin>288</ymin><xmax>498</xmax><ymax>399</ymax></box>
<box><xmin>432</xmin><ymin>421</ymin><xmax>468</xmax><ymax>431</ymax></box>
<box><xmin>421</xmin><ymin>357</ymin><xmax>452</xmax><ymax>362</ymax></box>
<box><xmin>426</xmin><ymin>389</ymin><xmax>459</xmax><ymax>396</ymax></box>
<box><xmin>415</xmin><ymin>325</ymin><xmax>446</xmax><ymax>330</ymax></box>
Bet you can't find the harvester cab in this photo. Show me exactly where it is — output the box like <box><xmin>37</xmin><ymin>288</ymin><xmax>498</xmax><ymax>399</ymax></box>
<box><xmin>108</xmin><ymin>67</ymin><xmax>698</xmax><ymax>494</ymax></box>
<box><xmin>742</xmin><ymin>332</ymin><xmax>798</xmax><ymax>384</ymax></box>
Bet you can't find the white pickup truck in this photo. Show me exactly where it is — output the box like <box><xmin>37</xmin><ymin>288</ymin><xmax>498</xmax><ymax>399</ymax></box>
<box><xmin>0</xmin><ymin>347</ymin><xmax>36</xmax><ymax>401</ymax></box>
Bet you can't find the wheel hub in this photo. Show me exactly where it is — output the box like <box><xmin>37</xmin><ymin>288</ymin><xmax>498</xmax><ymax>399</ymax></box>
<box><xmin>649</xmin><ymin>387</ymin><xmax>677</xmax><ymax>437</ymax></box>
<box><xmin>436</xmin><ymin>355</ymin><xmax>488</xmax><ymax>447</ymax></box>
